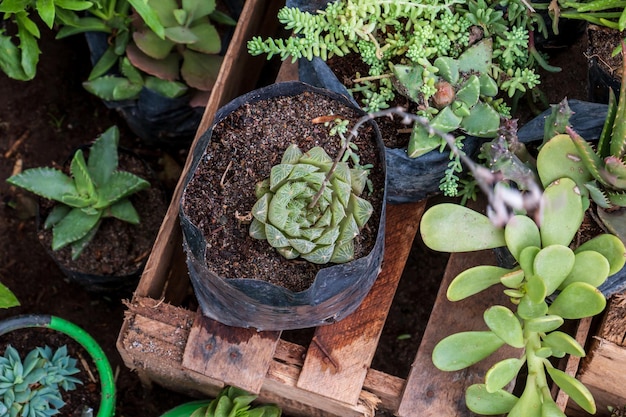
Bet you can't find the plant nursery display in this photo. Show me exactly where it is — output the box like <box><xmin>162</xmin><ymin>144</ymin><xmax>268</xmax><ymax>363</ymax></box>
<box><xmin>179</xmin><ymin>81</ymin><xmax>386</xmax><ymax>330</ymax></box>
<box><xmin>6</xmin><ymin>126</ymin><xmax>167</xmax><ymax>293</ymax></box>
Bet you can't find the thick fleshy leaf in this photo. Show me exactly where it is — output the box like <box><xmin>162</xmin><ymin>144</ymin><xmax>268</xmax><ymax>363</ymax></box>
<box><xmin>108</xmin><ymin>199</ymin><xmax>140</xmax><ymax>224</ymax></box>
<box><xmin>188</xmin><ymin>22</ymin><xmax>221</xmax><ymax>54</ymax></box>
<box><xmin>126</xmin><ymin>43</ymin><xmax>179</xmax><ymax>81</ymax></box>
<box><xmin>559</xmin><ymin>251</ymin><xmax>610</xmax><ymax>289</ymax></box>
<box><xmin>88</xmin><ymin>126</ymin><xmax>119</xmax><ymax>186</ymax></box>
<box><xmin>432</xmin><ymin>331</ymin><xmax>504</xmax><ymax>371</ymax></box>
<box><xmin>407</xmin><ymin>124</ymin><xmax>442</xmax><ymax>157</ymax></box>
<box><xmin>456</xmin><ymin>75</ymin><xmax>480</xmax><ymax>107</ymax></box>
<box><xmin>461</xmin><ymin>102</ymin><xmax>500</xmax><ymax>137</ymax></box>
<box><xmin>540</xmin><ymin>178</ymin><xmax>584</xmax><ymax>247</ymax></box>
<box><xmin>457</xmin><ymin>39</ymin><xmax>492</xmax><ymax>74</ymax></box>
<box><xmin>505</xmin><ymin>215</ymin><xmax>541</xmax><ymax>261</ymax></box>
<box><xmin>7</xmin><ymin>168</ymin><xmax>75</xmax><ymax>203</ymax></box>
<box><xmin>541</xmin><ymin>398</ymin><xmax>567</xmax><ymax>417</ymax></box>
<box><xmin>392</xmin><ymin>64</ymin><xmax>424</xmax><ymax>103</ymax></box>
<box><xmin>546</xmin><ymin>367</ymin><xmax>596</xmax><ymax>413</ymax></box>
<box><xmin>525</xmin><ymin>274</ymin><xmax>547</xmax><ymax>304</ymax></box>
<box><xmin>96</xmin><ymin>171</ymin><xmax>150</xmax><ymax>208</ymax></box>
<box><xmin>465</xmin><ymin>384</ymin><xmax>518</xmax><ymax>415</ymax></box>
<box><xmin>82</xmin><ymin>76</ymin><xmax>142</xmax><ymax>101</ymax></box>
<box><xmin>534</xmin><ymin>245</ymin><xmax>575</xmax><ymax>295</ymax></box>
<box><xmin>485</xmin><ymin>358</ymin><xmax>524</xmax><ymax>393</ymax></box>
<box><xmin>519</xmin><ymin>246</ymin><xmax>540</xmax><ymax>277</ymax></box>
<box><xmin>52</xmin><ymin>208</ymin><xmax>102</xmax><ymax>250</ymax></box>
<box><xmin>500</xmin><ymin>269</ymin><xmax>525</xmax><ymax>288</ymax></box>
<box><xmin>537</xmin><ymin>134</ymin><xmax>592</xmax><ymax>188</ymax></box>
<box><xmin>484</xmin><ymin>306</ymin><xmax>524</xmax><ymax>348</ymax></box>
<box><xmin>144</xmin><ymin>76</ymin><xmax>188</xmax><ymax>98</ymax></box>
<box><xmin>0</xmin><ymin>282</ymin><xmax>19</xmax><ymax>309</ymax></box>
<box><xmin>447</xmin><ymin>266</ymin><xmax>511</xmax><ymax>301</ymax></box>
<box><xmin>181</xmin><ymin>50</ymin><xmax>222</xmax><ymax>91</ymax></box>
<box><xmin>508</xmin><ymin>383</ymin><xmax>542</xmax><ymax>417</ymax></box>
<box><xmin>548</xmin><ymin>282</ymin><xmax>606</xmax><ymax>319</ymax></box>
<box><xmin>525</xmin><ymin>315</ymin><xmax>564</xmax><ymax>333</ymax></box>
<box><xmin>517</xmin><ymin>295</ymin><xmax>548</xmax><ymax>320</ymax></box>
<box><xmin>421</xmin><ymin>204</ymin><xmax>505</xmax><ymax>252</ymax></box>
<box><xmin>130</xmin><ymin>0</ymin><xmax>167</xmax><ymax>38</ymax></box>
<box><xmin>575</xmin><ymin>234</ymin><xmax>626</xmax><ymax>276</ymax></box>
<box><xmin>542</xmin><ymin>331</ymin><xmax>585</xmax><ymax>357</ymax></box>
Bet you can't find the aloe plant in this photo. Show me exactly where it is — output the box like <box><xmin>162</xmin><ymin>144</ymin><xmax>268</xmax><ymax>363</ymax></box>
<box><xmin>249</xmin><ymin>144</ymin><xmax>373</xmax><ymax>264</ymax></box>
<box><xmin>0</xmin><ymin>283</ymin><xmax>19</xmax><ymax>309</ymax></box>
<box><xmin>421</xmin><ymin>177</ymin><xmax>626</xmax><ymax>416</ymax></box>
<box><xmin>6</xmin><ymin>126</ymin><xmax>150</xmax><ymax>260</ymax></box>
<box><xmin>171</xmin><ymin>386</ymin><xmax>281</xmax><ymax>417</ymax></box>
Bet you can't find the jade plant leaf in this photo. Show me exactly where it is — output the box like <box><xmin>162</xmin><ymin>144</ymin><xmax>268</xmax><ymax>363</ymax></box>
<box><xmin>432</xmin><ymin>331</ymin><xmax>505</xmax><ymax>371</ymax></box>
<box><xmin>559</xmin><ymin>251</ymin><xmax>610</xmax><ymax>289</ymax></box>
<box><xmin>508</xmin><ymin>382</ymin><xmax>541</xmax><ymax>417</ymax></box>
<box><xmin>516</xmin><ymin>295</ymin><xmax>548</xmax><ymax>320</ymax></box>
<box><xmin>533</xmin><ymin>245</ymin><xmax>575</xmax><ymax>295</ymax></box>
<box><xmin>465</xmin><ymin>384</ymin><xmax>518</xmax><ymax>415</ymax></box>
<box><xmin>540</xmin><ymin>178</ymin><xmax>584</xmax><ymax>247</ymax></box>
<box><xmin>525</xmin><ymin>274</ymin><xmax>547</xmax><ymax>304</ymax></box>
<box><xmin>537</xmin><ymin>134</ymin><xmax>592</xmax><ymax>188</ymax></box>
<box><xmin>500</xmin><ymin>269</ymin><xmax>525</xmax><ymax>288</ymax></box>
<box><xmin>542</xmin><ymin>331</ymin><xmax>585</xmax><ymax>357</ymax></box>
<box><xmin>541</xmin><ymin>399</ymin><xmax>567</xmax><ymax>417</ymax></box>
<box><xmin>483</xmin><ymin>306</ymin><xmax>524</xmax><ymax>348</ymax></box>
<box><xmin>421</xmin><ymin>203</ymin><xmax>506</xmax><ymax>252</ymax></box>
<box><xmin>485</xmin><ymin>358</ymin><xmax>524</xmax><ymax>393</ymax></box>
<box><xmin>525</xmin><ymin>315</ymin><xmax>564</xmax><ymax>333</ymax></box>
<box><xmin>504</xmin><ymin>215</ymin><xmax>540</xmax><ymax>261</ymax></box>
<box><xmin>575</xmin><ymin>233</ymin><xmax>626</xmax><ymax>275</ymax></box>
<box><xmin>548</xmin><ymin>282</ymin><xmax>606</xmax><ymax>319</ymax></box>
<box><xmin>545</xmin><ymin>367</ymin><xmax>596</xmax><ymax>414</ymax></box>
<box><xmin>447</xmin><ymin>266</ymin><xmax>512</xmax><ymax>301</ymax></box>
<box><xmin>518</xmin><ymin>246</ymin><xmax>540</xmax><ymax>277</ymax></box>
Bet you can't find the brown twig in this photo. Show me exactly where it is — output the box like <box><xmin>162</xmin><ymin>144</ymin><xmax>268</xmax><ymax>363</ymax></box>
<box><xmin>4</xmin><ymin>130</ymin><xmax>29</xmax><ymax>159</ymax></box>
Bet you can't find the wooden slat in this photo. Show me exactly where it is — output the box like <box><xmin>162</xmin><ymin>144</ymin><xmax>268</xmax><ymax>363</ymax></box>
<box><xmin>397</xmin><ymin>249</ymin><xmax>521</xmax><ymax>417</ymax></box>
<box><xmin>182</xmin><ymin>311</ymin><xmax>281</xmax><ymax>394</ymax></box>
<box><xmin>296</xmin><ymin>201</ymin><xmax>426</xmax><ymax>405</ymax></box>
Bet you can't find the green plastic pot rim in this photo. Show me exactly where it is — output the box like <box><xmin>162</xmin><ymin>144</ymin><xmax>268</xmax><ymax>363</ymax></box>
<box><xmin>0</xmin><ymin>314</ymin><xmax>116</xmax><ymax>417</ymax></box>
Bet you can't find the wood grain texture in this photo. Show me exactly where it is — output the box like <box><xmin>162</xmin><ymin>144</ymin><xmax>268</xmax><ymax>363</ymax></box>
<box><xmin>296</xmin><ymin>201</ymin><xmax>425</xmax><ymax>405</ymax></box>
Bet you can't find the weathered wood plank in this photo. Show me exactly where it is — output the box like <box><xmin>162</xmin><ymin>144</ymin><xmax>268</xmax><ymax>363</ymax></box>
<box><xmin>397</xmin><ymin>249</ymin><xmax>521</xmax><ymax>417</ymax></box>
<box><xmin>182</xmin><ymin>311</ymin><xmax>281</xmax><ymax>394</ymax></box>
<box><xmin>296</xmin><ymin>201</ymin><xmax>426</xmax><ymax>405</ymax></box>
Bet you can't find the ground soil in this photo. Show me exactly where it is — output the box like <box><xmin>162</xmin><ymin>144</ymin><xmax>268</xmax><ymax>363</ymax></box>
<box><xmin>0</xmin><ymin>18</ymin><xmax>591</xmax><ymax>417</ymax></box>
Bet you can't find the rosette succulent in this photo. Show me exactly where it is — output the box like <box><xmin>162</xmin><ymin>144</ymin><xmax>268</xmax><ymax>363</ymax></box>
<box><xmin>249</xmin><ymin>144</ymin><xmax>373</xmax><ymax>264</ymax></box>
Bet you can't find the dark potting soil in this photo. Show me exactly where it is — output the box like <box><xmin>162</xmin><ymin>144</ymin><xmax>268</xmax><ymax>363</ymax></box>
<box><xmin>182</xmin><ymin>91</ymin><xmax>385</xmax><ymax>292</ymax></box>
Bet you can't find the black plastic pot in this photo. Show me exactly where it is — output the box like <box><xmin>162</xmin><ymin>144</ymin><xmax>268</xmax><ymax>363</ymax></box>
<box><xmin>179</xmin><ymin>81</ymin><xmax>387</xmax><ymax>331</ymax></box>
<box><xmin>84</xmin><ymin>0</ymin><xmax>244</xmax><ymax>149</ymax></box>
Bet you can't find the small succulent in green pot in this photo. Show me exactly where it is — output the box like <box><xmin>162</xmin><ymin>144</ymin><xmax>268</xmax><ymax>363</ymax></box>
<box><xmin>6</xmin><ymin>126</ymin><xmax>150</xmax><ymax>260</ymax></box>
<box><xmin>421</xmin><ymin>177</ymin><xmax>625</xmax><ymax>416</ymax></box>
<box><xmin>249</xmin><ymin>144</ymin><xmax>373</xmax><ymax>264</ymax></box>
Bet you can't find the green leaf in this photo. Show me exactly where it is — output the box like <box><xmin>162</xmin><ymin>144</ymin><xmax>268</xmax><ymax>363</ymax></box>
<box><xmin>534</xmin><ymin>245</ymin><xmax>575</xmax><ymax>295</ymax></box>
<box><xmin>70</xmin><ymin>149</ymin><xmax>96</xmax><ymax>199</ymax></box>
<box><xmin>88</xmin><ymin>46</ymin><xmax>121</xmax><ymax>81</ymax></box>
<box><xmin>96</xmin><ymin>171</ymin><xmax>150</xmax><ymax>208</ymax></box>
<box><xmin>456</xmin><ymin>75</ymin><xmax>480</xmax><ymax>107</ymax></box>
<box><xmin>541</xmin><ymin>398</ymin><xmax>567</xmax><ymax>417</ymax></box>
<box><xmin>144</xmin><ymin>76</ymin><xmax>188</xmax><ymax>98</ymax></box>
<box><xmin>575</xmin><ymin>234</ymin><xmax>626</xmax><ymax>276</ymax></box>
<box><xmin>465</xmin><ymin>384</ymin><xmax>518</xmax><ymax>415</ymax></box>
<box><xmin>407</xmin><ymin>124</ymin><xmax>442</xmax><ymax>157</ymax></box>
<box><xmin>129</xmin><ymin>0</ymin><xmax>166</xmax><ymax>39</ymax></box>
<box><xmin>181</xmin><ymin>50</ymin><xmax>222</xmax><ymax>91</ymax></box>
<box><xmin>485</xmin><ymin>358</ymin><xmax>524</xmax><ymax>393</ymax></box>
<box><xmin>548</xmin><ymin>282</ymin><xmax>606</xmax><ymax>319</ymax></box>
<box><xmin>484</xmin><ymin>305</ymin><xmax>524</xmax><ymax>348</ymax></box>
<box><xmin>545</xmin><ymin>367</ymin><xmax>596</xmax><ymax>413</ymax></box>
<box><xmin>7</xmin><ymin>167</ymin><xmax>76</xmax><ymax>202</ymax></box>
<box><xmin>538</xmin><ymin>134</ymin><xmax>592</xmax><ymax>188</ymax></box>
<box><xmin>519</xmin><ymin>246</ymin><xmax>540</xmax><ymax>277</ymax></box>
<box><xmin>108</xmin><ymin>199</ymin><xmax>140</xmax><ymax>224</ymax></box>
<box><xmin>433</xmin><ymin>56</ymin><xmax>459</xmax><ymax>84</ymax></box>
<box><xmin>133</xmin><ymin>29</ymin><xmax>175</xmax><ymax>60</ymax></box>
<box><xmin>0</xmin><ymin>282</ymin><xmax>19</xmax><ymax>309</ymax></box>
<box><xmin>35</xmin><ymin>0</ymin><xmax>55</xmax><ymax>28</ymax></box>
<box><xmin>430</xmin><ymin>106</ymin><xmax>462</xmax><ymax>132</ymax></box>
<box><xmin>83</xmin><ymin>76</ymin><xmax>142</xmax><ymax>101</ymax></box>
<box><xmin>540</xmin><ymin>178</ymin><xmax>584</xmax><ymax>247</ymax></box>
<box><xmin>447</xmin><ymin>266</ymin><xmax>511</xmax><ymax>301</ymax></box>
<box><xmin>461</xmin><ymin>102</ymin><xmax>501</xmax><ymax>137</ymax></box>
<box><xmin>15</xmin><ymin>17</ymin><xmax>40</xmax><ymax>80</ymax></box>
<box><xmin>187</xmin><ymin>21</ymin><xmax>221</xmax><ymax>54</ymax></box>
<box><xmin>432</xmin><ymin>331</ymin><xmax>504</xmax><ymax>371</ymax></box>
<box><xmin>500</xmin><ymin>269</ymin><xmax>525</xmax><ymax>288</ymax></box>
<box><xmin>165</xmin><ymin>25</ymin><xmax>198</xmax><ymax>44</ymax></box>
<box><xmin>542</xmin><ymin>331</ymin><xmax>585</xmax><ymax>357</ymax></box>
<box><xmin>52</xmin><ymin>208</ymin><xmax>102</xmax><ymax>250</ymax></box>
<box><xmin>88</xmin><ymin>126</ymin><xmax>119</xmax><ymax>186</ymax></box>
<box><xmin>525</xmin><ymin>274</ymin><xmax>547</xmax><ymax>304</ymax></box>
<box><xmin>526</xmin><ymin>315</ymin><xmax>564</xmax><ymax>333</ymax></box>
<box><xmin>505</xmin><ymin>215</ymin><xmax>541</xmax><ymax>261</ymax></box>
<box><xmin>517</xmin><ymin>295</ymin><xmax>548</xmax><ymax>320</ymax></box>
<box><xmin>185</xmin><ymin>0</ymin><xmax>216</xmax><ymax>19</ymax></box>
<box><xmin>0</xmin><ymin>33</ymin><xmax>29</xmax><ymax>81</ymax></box>
<box><xmin>421</xmin><ymin>203</ymin><xmax>506</xmax><ymax>252</ymax></box>
<box><xmin>559</xmin><ymin>250</ymin><xmax>610</xmax><ymax>289</ymax></box>
<box><xmin>160</xmin><ymin>400</ymin><xmax>211</xmax><ymax>417</ymax></box>
<box><xmin>508</xmin><ymin>382</ymin><xmax>542</xmax><ymax>417</ymax></box>
<box><xmin>457</xmin><ymin>39</ymin><xmax>492</xmax><ymax>74</ymax></box>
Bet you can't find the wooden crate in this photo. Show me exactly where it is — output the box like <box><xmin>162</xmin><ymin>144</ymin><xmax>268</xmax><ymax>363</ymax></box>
<box><xmin>116</xmin><ymin>4</ymin><xmax>594</xmax><ymax>412</ymax></box>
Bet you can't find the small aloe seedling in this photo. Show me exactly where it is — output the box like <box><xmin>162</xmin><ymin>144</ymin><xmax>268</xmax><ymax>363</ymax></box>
<box><xmin>420</xmin><ymin>177</ymin><xmax>626</xmax><ymax>416</ymax></box>
<box><xmin>393</xmin><ymin>39</ymin><xmax>503</xmax><ymax>158</ymax></box>
<box><xmin>0</xmin><ymin>345</ymin><xmax>82</xmax><ymax>417</ymax></box>
<box><xmin>6</xmin><ymin>126</ymin><xmax>150</xmax><ymax>259</ymax></box>
<box><xmin>249</xmin><ymin>144</ymin><xmax>373</xmax><ymax>264</ymax></box>
<box><xmin>186</xmin><ymin>386</ymin><xmax>281</xmax><ymax>417</ymax></box>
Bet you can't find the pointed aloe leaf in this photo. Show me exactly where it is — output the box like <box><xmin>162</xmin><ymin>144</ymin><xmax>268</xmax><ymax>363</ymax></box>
<box><xmin>545</xmin><ymin>367</ymin><xmax>596</xmax><ymax>414</ymax></box>
<box><xmin>70</xmin><ymin>149</ymin><xmax>95</xmax><ymax>200</ymax></box>
<box><xmin>598</xmin><ymin>88</ymin><xmax>618</xmax><ymax>158</ymax></box>
<box><xmin>44</xmin><ymin>205</ymin><xmax>71</xmax><ymax>229</ymax></box>
<box><xmin>456</xmin><ymin>75</ymin><xmax>480</xmax><ymax>107</ymax></box>
<box><xmin>108</xmin><ymin>199</ymin><xmax>140</xmax><ymax>224</ymax></box>
<box><xmin>540</xmin><ymin>178</ymin><xmax>583</xmax><ymax>247</ymax></box>
<box><xmin>548</xmin><ymin>282</ymin><xmax>606</xmax><ymax>319</ymax></box>
<box><xmin>534</xmin><ymin>245</ymin><xmax>575</xmax><ymax>295</ymax></box>
<box><xmin>457</xmin><ymin>39</ymin><xmax>492</xmax><ymax>74</ymax></box>
<box><xmin>181</xmin><ymin>50</ymin><xmax>222</xmax><ymax>91</ymax></box>
<box><xmin>447</xmin><ymin>266</ymin><xmax>512</xmax><ymax>301</ymax></box>
<box><xmin>568</xmin><ymin>128</ymin><xmax>612</xmax><ymax>188</ymax></box>
<box><xmin>392</xmin><ymin>64</ymin><xmax>424</xmax><ymax>103</ymax></box>
<box><xmin>484</xmin><ymin>305</ymin><xmax>524</xmax><ymax>348</ymax></box>
<box><xmin>430</xmin><ymin>106</ymin><xmax>462</xmax><ymax>132</ymax></box>
<box><xmin>461</xmin><ymin>102</ymin><xmax>500</xmax><ymax>137</ymax></box>
<box><xmin>7</xmin><ymin>168</ymin><xmax>76</xmax><ymax>203</ymax></box>
<box><xmin>432</xmin><ymin>331</ymin><xmax>504</xmax><ymax>371</ymax></box>
<box><xmin>542</xmin><ymin>331</ymin><xmax>585</xmax><ymax>357</ymax></box>
<box><xmin>485</xmin><ymin>358</ymin><xmax>524</xmax><ymax>393</ymax></box>
<box><xmin>88</xmin><ymin>126</ymin><xmax>119</xmax><ymax>186</ymax></box>
<box><xmin>505</xmin><ymin>215</ymin><xmax>540</xmax><ymax>261</ymax></box>
<box><xmin>465</xmin><ymin>384</ymin><xmax>518</xmax><ymax>415</ymax></box>
<box><xmin>70</xmin><ymin>222</ymin><xmax>100</xmax><ymax>260</ymax></box>
<box><xmin>407</xmin><ymin>124</ymin><xmax>442</xmax><ymax>158</ymax></box>
<box><xmin>0</xmin><ymin>282</ymin><xmax>19</xmax><ymax>309</ymax></box>
<box><xmin>96</xmin><ymin>171</ymin><xmax>150</xmax><ymax>208</ymax></box>
<box><xmin>537</xmin><ymin>134</ymin><xmax>592</xmax><ymax>188</ymax></box>
<box><xmin>559</xmin><ymin>250</ymin><xmax>610</xmax><ymax>289</ymax></box>
<box><xmin>51</xmin><ymin>208</ymin><xmax>102</xmax><ymax>250</ymax></box>
<box><xmin>610</xmin><ymin>55</ymin><xmax>626</xmax><ymax>158</ymax></box>
<box><xmin>421</xmin><ymin>203</ymin><xmax>506</xmax><ymax>252</ymax></box>
<box><xmin>575</xmin><ymin>233</ymin><xmax>626</xmax><ymax>276</ymax></box>
<box><xmin>433</xmin><ymin>56</ymin><xmax>459</xmax><ymax>84</ymax></box>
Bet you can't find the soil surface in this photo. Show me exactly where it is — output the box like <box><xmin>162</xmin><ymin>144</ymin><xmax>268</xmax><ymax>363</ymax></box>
<box><xmin>0</xmin><ymin>18</ymin><xmax>591</xmax><ymax>417</ymax></box>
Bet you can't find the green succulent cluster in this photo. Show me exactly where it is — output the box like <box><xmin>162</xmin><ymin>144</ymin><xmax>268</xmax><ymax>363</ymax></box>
<box><xmin>6</xmin><ymin>126</ymin><xmax>150</xmax><ymax>260</ymax></box>
<box><xmin>190</xmin><ymin>386</ymin><xmax>281</xmax><ymax>417</ymax></box>
<box><xmin>249</xmin><ymin>144</ymin><xmax>373</xmax><ymax>265</ymax></box>
<box><xmin>421</xmin><ymin>177</ymin><xmax>626</xmax><ymax>417</ymax></box>
<box><xmin>0</xmin><ymin>345</ymin><xmax>82</xmax><ymax>417</ymax></box>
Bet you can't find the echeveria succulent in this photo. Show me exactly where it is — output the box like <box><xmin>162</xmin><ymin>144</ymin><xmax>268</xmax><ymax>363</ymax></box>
<box><xmin>249</xmin><ymin>144</ymin><xmax>373</xmax><ymax>264</ymax></box>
